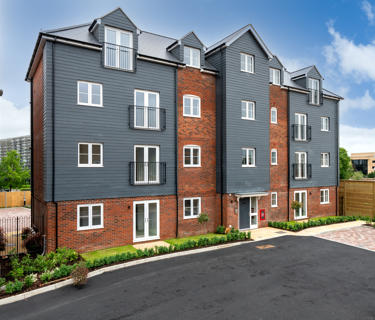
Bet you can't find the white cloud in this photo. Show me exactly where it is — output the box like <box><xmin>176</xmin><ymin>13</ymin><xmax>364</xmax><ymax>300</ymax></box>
<box><xmin>278</xmin><ymin>56</ymin><xmax>313</xmax><ymax>72</ymax></box>
<box><xmin>340</xmin><ymin>124</ymin><xmax>375</xmax><ymax>154</ymax></box>
<box><xmin>0</xmin><ymin>98</ymin><xmax>29</xmax><ymax>139</ymax></box>
<box><xmin>324</xmin><ymin>24</ymin><xmax>375</xmax><ymax>81</ymax></box>
<box><xmin>362</xmin><ymin>1</ymin><xmax>374</xmax><ymax>23</ymax></box>
<box><xmin>340</xmin><ymin>89</ymin><xmax>375</xmax><ymax>113</ymax></box>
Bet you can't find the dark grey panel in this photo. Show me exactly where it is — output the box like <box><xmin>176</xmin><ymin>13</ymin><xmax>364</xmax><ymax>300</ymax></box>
<box><xmin>239</xmin><ymin>197</ymin><xmax>249</xmax><ymax>229</ymax></box>
<box><xmin>307</xmin><ymin>66</ymin><xmax>322</xmax><ymax>80</ymax></box>
<box><xmin>45</xmin><ymin>42</ymin><xmax>176</xmax><ymax>201</ymax></box>
<box><xmin>289</xmin><ymin>91</ymin><xmax>338</xmax><ymax>188</ymax></box>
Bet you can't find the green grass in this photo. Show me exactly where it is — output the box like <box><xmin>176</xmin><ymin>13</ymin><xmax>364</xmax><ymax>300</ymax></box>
<box><xmin>165</xmin><ymin>233</ymin><xmax>226</xmax><ymax>246</ymax></box>
<box><xmin>82</xmin><ymin>245</ymin><xmax>137</xmax><ymax>262</ymax></box>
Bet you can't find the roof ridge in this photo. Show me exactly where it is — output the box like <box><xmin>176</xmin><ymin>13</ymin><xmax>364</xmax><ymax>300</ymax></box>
<box><xmin>140</xmin><ymin>30</ymin><xmax>177</xmax><ymax>41</ymax></box>
<box><xmin>290</xmin><ymin>65</ymin><xmax>314</xmax><ymax>74</ymax></box>
<box><xmin>206</xmin><ymin>24</ymin><xmax>250</xmax><ymax>51</ymax></box>
<box><xmin>43</xmin><ymin>22</ymin><xmax>91</xmax><ymax>34</ymax></box>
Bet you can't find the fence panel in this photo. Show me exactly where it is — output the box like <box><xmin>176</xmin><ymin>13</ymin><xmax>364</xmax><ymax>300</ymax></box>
<box><xmin>0</xmin><ymin>216</ymin><xmax>31</xmax><ymax>256</ymax></box>
<box><xmin>0</xmin><ymin>191</ymin><xmax>31</xmax><ymax>208</ymax></box>
<box><xmin>339</xmin><ymin>180</ymin><xmax>375</xmax><ymax>218</ymax></box>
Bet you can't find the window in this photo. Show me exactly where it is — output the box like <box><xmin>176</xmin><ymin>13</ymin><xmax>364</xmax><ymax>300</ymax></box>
<box><xmin>320</xmin><ymin>189</ymin><xmax>329</xmax><ymax>204</ymax></box>
<box><xmin>242</xmin><ymin>148</ymin><xmax>256</xmax><ymax>167</ymax></box>
<box><xmin>184</xmin><ymin>46</ymin><xmax>200</xmax><ymax>68</ymax></box>
<box><xmin>269</xmin><ymin>68</ymin><xmax>281</xmax><ymax>85</ymax></box>
<box><xmin>271</xmin><ymin>192</ymin><xmax>278</xmax><ymax>207</ymax></box>
<box><xmin>271</xmin><ymin>149</ymin><xmax>277</xmax><ymax>165</ymax></box>
<box><xmin>321</xmin><ymin>153</ymin><xmax>330</xmax><ymax>167</ymax></box>
<box><xmin>77</xmin><ymin>204</ymin><xmax>103</xmax><ymax>230</ymax></box>
<box><xmin>294</xmin><ymin>113</ymin><xmax>307</xmax><ymax>141</ymax></box>
<box><xmin>294</xmin><ymin>191</ymin><xmax>307</xmax><ymax>219</ymax></box>
<box><xmin>183</xmin><ymin>95</ymin><xmax>201</xmax><ymax>117</ymax></box>
<box><xmin>241</xmin><ymin>101</ymin><xmax>255</xmax><ymax>120</ymax></box>
<box><xmin>240</xmin><ymin>53</ymin><xmax>254</xmax><ymax>73</ymax></box>
<box><xmin>295</xmin><ymin>152</ymin><xmax>307</xmax><ymax>179</ymax></box>
<box><xmin>134</xmin><ymin>145</ymin><xmax>160</xmax><ymax>184</ymax></box>
<box><xmin>183</xmin><ymin>197</ymin><xmax>201</xmax><ymax>219</ymax></box>
<box><xmin>77</xmin><ymin>81</ymin><xmax>102</xmax><ymax>107</ymax></box>
<box><xmin>78</xmin><ymin>143</ymin><xmax>103</xmax><ymax>167</ymax></box>
<box><xmin>309</xmin><ymin>78</ymin><xmax>320</xmax><ymax>105</ymax></box>
<box><xmin>321</xmin><ymin>117</ymin><xmax>329</xmax><ymax>131</ymax></box>
<box><xmin>104</xmin><ymin>27</ymin><xmax>133</xmax><ymax>70</ymax></box>
<box><xmin>134</xmin><ymin>90</ymin><xmax>160</xmax><ymax>129</ymax></box>
<box><xmin>271</xmin><ymin>107</ymin><xmax>277</xmax><ymax>124</ymax></box>
<box><xmin>184</xmin><ymin>145</ymin><xmax>201</xmax><ymax>167</ymax></box>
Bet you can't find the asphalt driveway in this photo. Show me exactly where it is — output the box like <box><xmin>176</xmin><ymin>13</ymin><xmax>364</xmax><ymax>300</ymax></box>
<box><xmin>1</xmin><ymin>236</ymin><xmax>375</xmax><ymax>320</ymax></box>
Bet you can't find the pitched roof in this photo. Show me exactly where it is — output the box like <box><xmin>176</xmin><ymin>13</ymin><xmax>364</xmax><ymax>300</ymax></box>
<box><xmin>290</xmin><ymin>65</ymin><xmax>323</xmax><ymax>79</ymax></box>
<box><xmin>45</xmin><ymin>23</ymin><xmax>100</xmax><ymax>45</ymax></box>
<box><xmin>206</xmin><ymin>24</ymin><xmax>273</xmax><ymax>59</ymax></box>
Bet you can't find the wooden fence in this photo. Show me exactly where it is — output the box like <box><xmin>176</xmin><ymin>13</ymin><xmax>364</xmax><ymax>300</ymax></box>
<box><xmin>0</xmin><ymin>191</ymin><xmax>31</xmax><ymax>208</ymax></box>
<box><xmin>339</xmin><ymin>180</ymin><xmax>375</xmax><ymax>218</ymax></box>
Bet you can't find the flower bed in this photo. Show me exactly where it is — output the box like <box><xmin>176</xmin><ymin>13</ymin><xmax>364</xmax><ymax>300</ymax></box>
<box><xmin>268</xmin><ymin>216</ymin><xmax>364</xmax><ymax>231</ymax></box>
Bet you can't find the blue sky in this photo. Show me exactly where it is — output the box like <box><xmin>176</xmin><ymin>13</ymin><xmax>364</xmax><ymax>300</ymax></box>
<box><xmin>0</xmin><ymin>0</ymin><xmax>375</xmax><ymax>153</ymax></box>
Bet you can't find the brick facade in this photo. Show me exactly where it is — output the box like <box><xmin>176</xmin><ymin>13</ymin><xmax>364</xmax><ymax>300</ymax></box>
<box><xmin>177</xmin><ymin>67</ymin><xmax>219</xmax><ymax>236</ymax></box>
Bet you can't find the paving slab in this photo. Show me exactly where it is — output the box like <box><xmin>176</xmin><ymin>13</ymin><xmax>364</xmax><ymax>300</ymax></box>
<box><xmin>133</xmin><ymin>240</ymin><xmax>170</xmax><ymax>250</ymax></box>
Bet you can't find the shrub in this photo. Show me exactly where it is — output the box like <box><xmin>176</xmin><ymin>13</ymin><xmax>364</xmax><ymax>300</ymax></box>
<box><xmin>0</xmin><ymin>277</ymin><xmax>5</xmax><ymax>287</ymax></box>
<box><xmin>52</xmin><ymin>264</ymin><xmax>75</xmax><ymax>280</ymax></box>
<box><xmin>0</xmin><ymin>227</ymin><xmax>7</xmax><ymax>251</ymax></box>
<box><xmin>21</xmin><ymin>227</ymin><xmax>33</xmax><ymax>241</ymax></box>
<box><xmin>5</xmin><ymin>280</ymin><xmax>24</xmax><ymax>294</ymax></box>
<box><xmin>71</xmin><ymin>262</ymin><xmax>89</xmax><ymax>287</ymax></box>
<box><xmin>25</xmin><ymin>233</ymin><xmax>43</xmax><ymax>255</ymax></box>
<box><xmin>40</xmin><ymin>271</ymin><xmax>53</xmax><ymax>283</ymax></box>
<box><xmin>24</xmin><ymin>274</ymin><xmax>35</xmax><ymax>288</ymax></box>
<box><xmin>216</xmin><ymin>225</ymin><xmax>226</xmax><ymax>234</ymax></box>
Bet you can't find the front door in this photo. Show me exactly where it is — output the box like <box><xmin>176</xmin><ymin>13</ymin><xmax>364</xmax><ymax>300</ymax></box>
<box><xmin>239</xmin><ymin>197</ymin><xmax>258</xmax><ymax>230</ymax></box>
<box><xmin>294</xmin><ymin>191</ymin><xmax>307</xmax><ymax>219</ymax></box>
<box><xmin>133</xmin><ymin>200</ymin><xmax>160</xmax><ymax>242</ymax></box>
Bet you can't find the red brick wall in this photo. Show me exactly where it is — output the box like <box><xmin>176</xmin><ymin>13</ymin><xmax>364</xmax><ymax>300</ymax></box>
<box><xmin>45</xmin><ymin>195</ymin><xmax>176</xmax><ymax>253</ymax></box>
<box><xmin>177</xmin><ymin>67</ymin><xmax>219</xmax><ymax>236</ymax></box>
<box><xmin>289</xmin><ymin>186</ymin><xmax>337</xmax><ymax>220</ymax></box>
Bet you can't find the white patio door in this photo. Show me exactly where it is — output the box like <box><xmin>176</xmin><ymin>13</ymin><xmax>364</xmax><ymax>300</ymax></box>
<box><xmin>294</xmin><ymin>191</ymin><xmax>307</xmax><ymax>219</ymax></box>
<box><xmin>249</xmin><ymin>197</ymin><xmax>258</xmax><ymax>229</ymax></box>
<box><xmin>295</xmin><ymin>113</ymin><xmax>307</xmax><ymax>141</ymax></box>
<box><xmin>134</xmin><ymin>145</ymin><xmax>159</xmax><ymax>184</ymax></box>
<box><xmin>134</xmin><ymin>90</ymin><xmax>160</xmax><ymax>129</ymax></box>
<box><xmin>133</xmin><ymin>200</ymin><xmax>160</xmax><ymax>242</ymax></box>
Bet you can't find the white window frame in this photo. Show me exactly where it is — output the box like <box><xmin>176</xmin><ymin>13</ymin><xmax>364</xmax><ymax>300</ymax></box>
<box><xmin>242</xmin><ymin>148</ymin><xmax>256</xmax><ymax>167</ymax></box>
<box><xmin>321</xmin><ymin>153</ymin><xmax>330</xmax><ymax>167</ymax></box>
<box><xmin>271</xmin><ymin>149</ymin><xmax>278</xmax><ymax>165</ymax></box>
<box><xmin>133</xmin><ymin>200</ymin><xmax>160</xmax><ymax>242</ymax></box>
<box><xmin>77</xmin><ymin>203</ymin><xmax>104</xmax><ymax>231</ymax></box>
<box><xmin>271</xmin><ymin>107</ymin><xmax>277</xmax><ymax>124</ymax></box>
<box><xmin>78</xmin><ymin>143</ymin><xmax>103</xmax><ymax>167</ymax></box>
<box><xmin>294</xmin><ymin>190</ymin><xmax>307</xmax><ymax>219</ymax></box>
<box><xmin>321</xmin><ymin>117</ymin><xmax>329</xmax><ymax>132</ymax></box>
<box><xmin>104</xmin><ymin>26</ymin><xmax>133</xmax><ymax>70</ymax></box>
<box><xmin>271</xmin><ymin>192</ymin><xmax>278</xmax><ymax>208</ymax></box>
<box><xmin>134</xmin><ymin>145</ymin><xmax>160</xmax><ymax>184</ymax></box>
<box><xmin>183</xmin><ymin>197</ymin><xmax>201</xmax><ymax>219</ymax></box>
<box><xmin>183</xmin><ymin>145</ymin><xmax>201</xmax><ymax>167</ymax></box>
<box><xmin>241</xmin><ymin>100</ymin><xmax>255</xmax><ymax>120</ymax></box>
<box><xmin>269</xmin><ymin>68</ymin><xmax>281</xmax><ymax>85</ymax></box>
<box><xmin>295</xmin><ymin>113</ymin><xmax>307</xmax><ymax>141</ymax></box>
<box><xmin>309</xmin><ymin>78</ymin><xmax>320</xmax><ymax>105</ymax></box>
<box><xmin>77</xmin><ymin>81</ymin><xmax>103</xmax><ymax>107</ymax></box>
<box><xmin>240</xmin><ymin>53</ymin><xmax>254</xmax><ymax>73</ymax></box>
<box><xmin>183</xmin><ymin>95</ymin><xmax>201</xmax><ymax>118</ymax></box>
<box><xmin>134</xmin><ymin>89</ymin><xmax>160</xmax><ymax>129</ymax></box>
<box><xmin>295</xmin><ymin>152</ymin><xmax>307</xmax><ymax>179</ymax></box>
<box><xmin>320</xmin><ymin>189</ymin><xmax>329</xmax><ymax>204</ymax></box>
<box><xmin>184</xmin><ymin>46</ymin><xmax>200</xmax><ymax>68</ymax></box>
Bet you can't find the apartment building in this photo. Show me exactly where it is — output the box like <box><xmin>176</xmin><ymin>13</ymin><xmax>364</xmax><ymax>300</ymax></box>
<box><xmin>0</xmin><ymin>135</ymin><xmax>31</xmax><ymax>169</ymax></box>
<box><xmin>26</xmin><ymin>8</ymin><xmax>342</xmax><ymax>252</ymax></box>
<box><xmin>351</xmin><ymin>152</ymin><xmax>375</xmax><ymax>175</ymax></box>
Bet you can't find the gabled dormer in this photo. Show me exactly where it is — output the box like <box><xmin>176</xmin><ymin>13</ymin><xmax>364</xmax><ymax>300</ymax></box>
<box><xmin>269</xmin><ymin>55</ymin><xmax>284</xmax><ymax>86</ymax></box>
<box><xmin>290</xmin><ymin>65</ymin><xmax>323</xmax><ymax>105</ymax></box>
<box><xmin>168</xmin><ymin>31</ymin><xmax>206</xmax><ymax>68</ymax></box>
<box><xmin>89</xmin><ymin>7</ymin><xmax>139</xmax><ymax>72</ymax></box>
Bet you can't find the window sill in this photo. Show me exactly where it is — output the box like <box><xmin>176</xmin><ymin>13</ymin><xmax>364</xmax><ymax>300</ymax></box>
<box><xmin>271</xmin><ymin>205</ymin><xmax>278</xmax><ymax>208</ymax></box>
<box><xmin>271</xmin><ymin>121</ymin><xmax>278</xmax><ymax>124</ymax></box>
<box><xmin>77</xmin><ymin>226</ymin><xmax>104</xmax><ymax>231</ymax></box>
<box><xmin>240</xmin><ymin>70</ymin><xmax>255</xmax><ymax>74</ymax></box>
<box><xmin>321</xmin><ymin>166</ymin><xmax>330</xmax><ymax>168</ymax></box>
<box><xmin>183</xmin><ymin>114</ymin><xmax>201</xmax><ymax>118</ymax></box>
<box><xmin>183</xmin><ymin>165</ymin><xmax>202</xmax><ymax>168</ymax></box>
<box><xmin>271</xmin><ymin>163</ymin><xmax>278</xmax><ymax>166</ymax></box>
<box><xmin>183</xmin><ymin>216</ymin><xmax>199</xmax><ymax>220</ymax></box>
<box><xmin>78</xmin><ymin>165</ymin><xmax>104</xmax><ymax>168</ymax></box>
<box><xmin>185</xmin><ymin>64</ymin><xmax>201</xmax><ymax>69</ymax></box>
<box><xmin>320</xmin><ymin>202</ymin><xmax>330</xmax><ymax>205</ymax></box>
<box><xmin>294</xmin><ymin>216</ymin><xmax>307</xmax><ymax>220</ymax></box>
<box><xmin>241</xmin><ymin>117</ymin><xmax>256</xmax><ymax>121</ymax></box>
<box><xmin>77</xmin><ymin>103</ymin><xmax>103</xmax><ymax>108</ymax></box>
<box><xmin>242</xmin><ymin>165</ymin><xmax>256</xmax><ymax>168</ymax></box>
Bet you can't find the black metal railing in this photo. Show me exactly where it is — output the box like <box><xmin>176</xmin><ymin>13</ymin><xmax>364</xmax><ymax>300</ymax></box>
<box><xmin>292</xmin><ymin>163</ymin><xmax>312</xmax><ymax>180</ymax></box>
<box><xmin>308</xmin><ymin>89</ymin><xmax>323</xmax><ymax>105</ymax></box>
<box><xmin>0</xmin><ymin>216</ymin><xmax>31</xmax><ymax>257</ymax></box>
<box><xmin>129</xmin><ymin>162</ymin><xmax>166</xmax><ymax>185</ymax></box>
<box><xmin>291</xmin><ymin>124</ymin><xmax>311</xmax><ymax>141</ymax></box>
<box><xmin>128</xmin><ymin>105</ymin><xmax>166</xmax><ymax>131</ymax></box>
<box><xmin>103</xmin><ymin>42</ymin><xmax>136</xmax><ymax>71</ymax></box>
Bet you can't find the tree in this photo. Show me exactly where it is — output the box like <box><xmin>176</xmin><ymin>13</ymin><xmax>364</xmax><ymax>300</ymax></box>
<box><xmin>351</xmin><ymin>171</ymin><xmax>364</xmax><ymax>180</ymax></box>
<box><xmin>339</xmin><ymin>147</ymin><xmax>354</xmax><ymax>180</ymax></box>
<box><xmin>0</xmin><ymin>150</ymin><xmax>30</xmax><ymax>191</ymax></box>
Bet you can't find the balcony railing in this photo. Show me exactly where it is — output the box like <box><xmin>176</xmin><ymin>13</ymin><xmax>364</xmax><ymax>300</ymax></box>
<box><xmin>129</xmin><ymin>162</ymin><xmax>166</xmax><ymax>185</ymax></box>
<box><xmin>128</xmin><ymin>105</ymin><xmax>166</xmax><ymax>131</ymax></box>
<box><xmin>308</xmin><ymin>89</ymin><xmax>323</xmax><ymax>105</ymax></box>
<box><xmin>103</xmin><ymin>42</ymin><xmax>135</xmax><ymax>71</ymax></box>
<box><xmin>291</xmin><ymin>124</ymin><xmax>311</xmax><ymax>142</ymax></box>
<box><xmin>292</xmin><ymin>163</ymin><xmax>312</xmax><ymax>180</ymax></box>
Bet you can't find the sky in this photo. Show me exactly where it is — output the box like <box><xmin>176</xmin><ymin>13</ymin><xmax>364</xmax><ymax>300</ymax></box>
<box><xmin>0</xmin><ymin>0</ymin><xmax>375</xmax><ymax>154</ymax></box>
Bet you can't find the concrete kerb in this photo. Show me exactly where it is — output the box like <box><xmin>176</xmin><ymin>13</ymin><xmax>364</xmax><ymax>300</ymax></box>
<box><xmin>0</xmin><ymin>235</ymin><xmax>287</xmax><ymax>307</ymax></box>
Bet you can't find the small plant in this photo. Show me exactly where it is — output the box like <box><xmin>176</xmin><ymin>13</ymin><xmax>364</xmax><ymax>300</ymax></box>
<box><xmin>25</xmin><ymin>233</ymin><xmax>43</xmax><ymax>255</ymax></box>
<box><xmin>5</xmin><ymin>280</ymin><xmax>24</xmax><ymax>294</ymax></box>
<box><xmin>21</xmin><ymin>227</ymin><xmax>33</xmax><ymax>241</ymax></box>
<box><xmin>291</xmin><ymin>201</ymin><xmax>302</xmax><ymax>211</ymax></box>
<box><xmin>40</xmin><ymin>271</ymin><xmax>53</xmax><ymax>283</ymax></box>
<box><xmin>0</xmin><ymin>227</ymin><xmax>7</xmax><ymax>251</ymax></box>
<box><xmin>71</xmin><ymin>262</ymin><xmax>89</xmax><ymax>288</ymax></box>
<box><xmin>0</xmin><ymin>277</ymin><xmax>6</xmax><ymax>288</ymax></box>
<box><xmin>24</xmin><ymin>274</ymin><xmax>35</xmax><ymax>288</ymax></box>
<box><xmin>216</xmin><ymin>225</ymin><xmax>226</xmax><ymax>234</ymax></box>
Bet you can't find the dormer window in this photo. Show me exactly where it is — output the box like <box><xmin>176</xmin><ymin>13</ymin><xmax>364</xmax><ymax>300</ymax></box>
<box><xmin>269</xmin><ymin>68</ymin><xmax>281</xmax><ymax>85</ymax></box>
<box><xmin>104</xmin><ymin>27</ymin><xmax>133</xmax><ymax>71</ymax></box>
<box><xmin>184</xmin><ymin>46</ymin><xmax>200</xmax><ymax>68</ymax></box>
<box><xmin>308</xmin><ymin>78</ymin><xmax>320</xmax><ymax>105</ymax></box>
